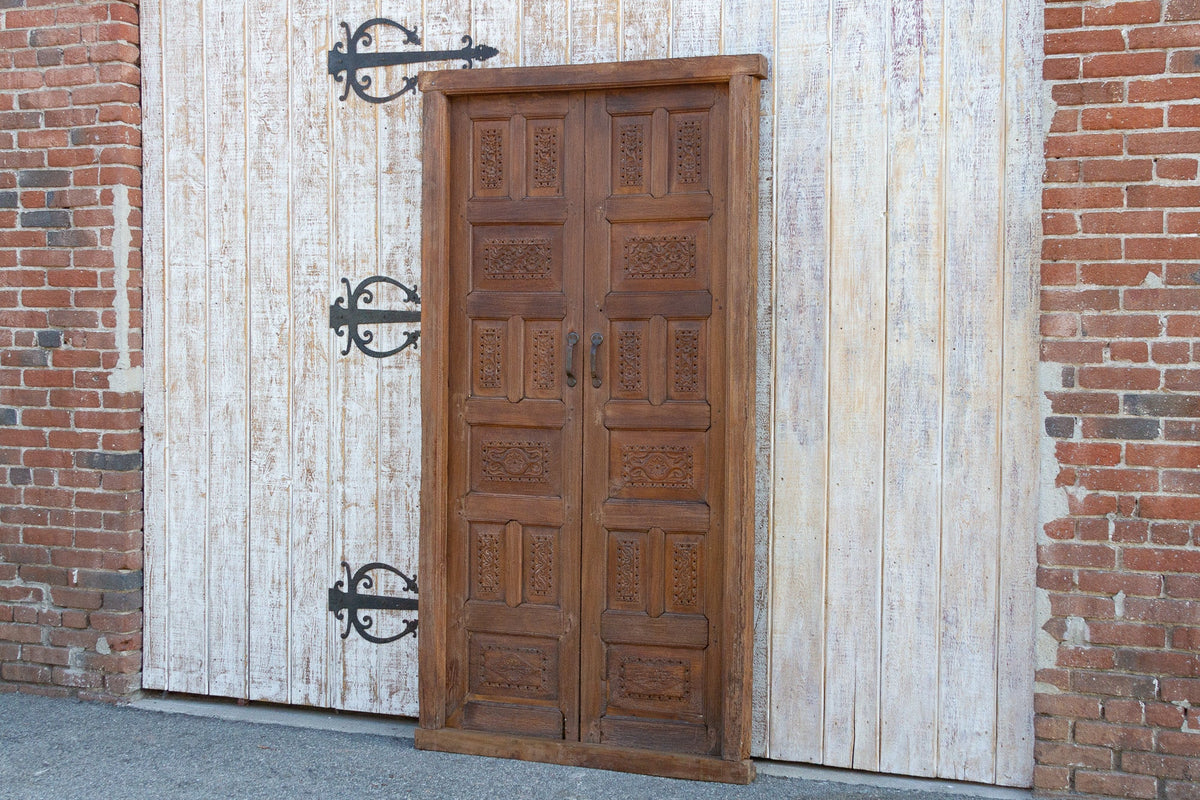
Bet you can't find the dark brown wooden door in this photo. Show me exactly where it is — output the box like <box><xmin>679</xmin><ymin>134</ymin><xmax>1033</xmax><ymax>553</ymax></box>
<box><xmin>420</xmin><ymin>56</ymin><xmax>763</xmax><ymax>781</ymax></box>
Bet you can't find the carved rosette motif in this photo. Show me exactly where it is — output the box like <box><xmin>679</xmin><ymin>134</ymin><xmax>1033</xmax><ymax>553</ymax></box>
<box><xmin>531</xmin><ymin>125</ymin><xmax>559</xmax><ymax>189</ymax></box>
<box><xmin>478</xmin><ymin>128</ymin><xmax>504</xmax><ymax>189</ymax></box>
<box><xmin>528</xmin><ymin>532</ymin><xmax>554</xmax><ymax>600</ymax></box>
<box><xmin>531</xmin><ymin>330</ymin><xmax>556</xmax><ymax>391</ymax></box>
<box><xmin>622</xmin><ymin>234</ymin><xmax>697</xmax><ymax>279</ymax></box>
<box><xmin>481</xmin><ymin>441</ymin><xmax>550</xmax><ymax>484</ymax></box>
<box><xmin>618</xmin><ymin>122</ymin><xmax>645</xmax><ymax>187</ymax></box>
<box><xmin>619</xmin><ymin>656</ymin><xmax>692</xmax><ymax>703</ymax></box>
<box><xmin>675</xmin><ymin>119</ymin><xmax>703</xmax><ymax>184</ymax></box>
<box><xmin>477</xmin><ymin>328</ymin><xmax>503</xmax><ymax>389</ymax></box>
<box><xmin>614</xmin><ymin>537</ymin><xmax>641</xmax><ymax>604</ymax></box>
<box><xmin>672</xmin><ymin>329</ymin><xmax>700</xmax><ymax>393</ymax></box>
<box><xmin>476</xmin><ymin>531</ymin><xmax>502</xmax><ymax>596</ymax></box>
<box><xmin>671</xmin><ymin>541</ymin><xmax>700</xmax><ymax>608</ymax></box>
<box><xmin>482</xmin><ymin>237</ymin><xmax>553</xmax><ymax>280</ymax></box>
<box><xmin>621</xmin><ymin>445</ymin><xmax>694</xmax><ymax>489</ymax></box>
<box><xmin>617</xmin><ymin>330</ymin><xmax>643</xmax><ymax>393</ymax></box>
<box><xmin>479</xmin><ymin>644</ymin><xmax>548</xmax><ymax>692</ymax></box>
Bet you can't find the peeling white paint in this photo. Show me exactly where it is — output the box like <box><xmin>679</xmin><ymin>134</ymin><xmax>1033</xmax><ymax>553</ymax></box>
<box><xmin>1036</xmin><ymin>361</ymin><xmax>1069</xmax><ymax>675</ymax></box>
<box><xmin>96</xmin><ymin>636</ymin><xmax>111</xmax><ymax>655</ymax></box>
<box><xmin>1064</xmin><ymin>615</ymin><xmax>1089</xmax><ymax>645</ymax></box>
<box><xmin>110</xmin><ymin>184</ymin><xmax>142</xmax><ymax>393</ymax></box>
<box><xmin>1114</xmin><ymin>589</ymin><xmax>1125</xmax><ymax>617</ymax></box>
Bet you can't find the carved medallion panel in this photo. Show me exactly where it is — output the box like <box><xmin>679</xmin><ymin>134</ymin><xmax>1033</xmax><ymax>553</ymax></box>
<box><xmin>669</xmin><ymin>112</ymin><xmax>709</xmax><ymax>193</ymax></box>
<box><xmin>472</xmin><ymin>224</ymin><xmax>564</xmax><ymax>293</ymax></box>
<box><xmin>469</xmin><ymin>633</ymin><xmax>559</xmax><ymax>701</ymax></box>
<box><xmin>606</xmin><ymin>645</ymin><xmax>704</xmax><ymax>720</ymax></box>
<box><xmin>609</xmin><ymin>432</ymin><xmax>706</xmax><ymax>502</ymax></box>
<box><xmin>609</xmin><ymin>221</ymin><xmax>709</xmax><ymax>293</ymax></box>
<box><xmin>608</xmin><ymin>532</ymin><xmax>645</xmax><ymax>612</ymax></box>
<box><xmin>527</xmin><ymin>118</ymin><xmax>564</xmax><ymax>197</ymax></box>
<box><xmin>471</xmin><ymin>427</ymin><xmax>561</xmax><ymax>497</ymax></box>
<box><xmin>667</xmin><ymin>320</ymin><xmax>705</xmax><ymax>401</ymax></box>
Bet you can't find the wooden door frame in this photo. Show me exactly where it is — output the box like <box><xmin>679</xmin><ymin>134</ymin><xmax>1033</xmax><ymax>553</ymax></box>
<box><xmin>417</xmin><ymin>55</ymin><xmax>766</xmax><ymax>782</ymax></box>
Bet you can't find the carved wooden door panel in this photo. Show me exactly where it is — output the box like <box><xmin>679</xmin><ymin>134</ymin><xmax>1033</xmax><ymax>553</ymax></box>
<box><xmin>421</xmin><ymin>57</ymin><xmax>763</xmax><ymax>783</ymax></box>
<box><xmin>445</xmin><ymin>91</ymin><xmax>585</xmax><ymax>739</ymax></box>
<box><xmin>579</xmin><ymin>85</ymin><xmax>728</xmax><ymax>754</ymax></box>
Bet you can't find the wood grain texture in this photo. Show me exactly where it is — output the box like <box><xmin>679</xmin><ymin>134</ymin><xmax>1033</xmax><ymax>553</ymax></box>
<box><xmin>938</xmin><ymin>0</ymin><xmax>1005</xmax><ymax>782</ymax></box>
<box><xmin>822</xmin><ymin>0</ymin><xmax>888</xmax><ymax>770</ymax></box>
<box><xmin>139</xmin><ymin>0</ymin><xmax>167</xmax><ymax>692</ymax></box>
<box><xmin>245</xmin><ymin>0</ymin><xmax>292</xmax><ymax>706</ymax></box>
<box><xmin>879</xmin><ymin>0</ymin><xmax>944</xmax><ymax>777</ymax></box>
<box><xmin>287</xmin><ymin>2</ymin><xmax>334</xmax><ymax>711</ymax></box>
<box><xmin>522</xmin><ymin>0</ymin><xmax>569</xmax><ymax>66</ymax></box>
<box><xmin>767</xmin><ymin>0</ymin><xmax>830</xmax><ymax>764</ymax></box>
<box><xmin>670</xmin><ymin>0</ymin><xmax>721</xmax><ymax>58</ymax></box>
<box><xmin>330</xmin><ymin>0</ymin><xmax>380</xmax><ymax>715</ymax></box>
<box><xmin>622</xmin><ymin>0</ymin><xmax>671</xmax><ymax>60</ymax></box>
<box><xmin>161</xmin><ymin>0</ymin><xmax>209</xmax><ymax>696</ymax></box>
<box><xmin>995</xmin><ymin>0</ymin><xmax>1041</xmax><ymax>786</ymax></box>
<box><xmin>569</xmin><ymin>0</ymin><xmax>619</xmax><ymax>63</ymax></box>
<box><xmin>721</xmin><ymin>0</ymin><xmax>777</xmax><ymax>761</ymax></box>
<box><xmin>204</xmin><ymin>0</ymin><xmax>250</xmax><ymax>700</ymax></box>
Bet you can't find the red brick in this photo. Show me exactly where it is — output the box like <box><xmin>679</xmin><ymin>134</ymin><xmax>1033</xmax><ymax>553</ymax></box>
<box><xmin>1084</xmin><ymin>51</ymin><xmax>1168</xmax><ymax>78</ymax></box>
<box><xmin>1047</xmin><ymin>30</ymin><xmax>1129</xmax><ymax>55</ymax></box>
<box><xmin>1076</xmin><ymin>771</ymin><xmax>1159</xmax><ymax>800</ymax></box>
<box><xmin>1085</xmin><ymin>1</ymin><xmax>1164</xmax><ymax>26</ymax></box>
<box><xmin>1131</xmin><ymin>23</ymin><xmax>1200</xmax><ymax>48</ymax></box>
<box><xmin>1044</xmin><ymin>187</ymin><xmax>1125</xmax><ymax>208</ymax></box>
<box><xmin>1082</xmin><ymin>158</ymin><xmax>1156</xmax><ymax>183</ymax></box>
<box><xmin>1046</xmin><ymin>133</ymin><xmax>1124</xmax><ymax>158</ymax></box>
<box><xmin>1047</xmin><ymin>6</ymin><xmax>1084</xmax><ymax>29</ymax></box>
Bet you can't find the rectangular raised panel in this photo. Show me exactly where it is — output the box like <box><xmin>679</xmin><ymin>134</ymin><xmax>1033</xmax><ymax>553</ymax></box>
<box><xmin>470</xmin><ymin>427</ymin><xmax>563</xmax><ymax>497</ymax></box>
<box><xmin>669</xmin><ymin>112</ymin><xmax>710</xmax><ymax>194</ymax></box>
<box><xmin>472</xmin><ymin>224</ymin><xmax>564</xmax><ymax>293</ymax></box>
<box><xmin>469</xmin><ymin>633</ymin><xmax>559</xmax><ymax>702</ymax></box>
<box><xmin>609</xmin><ymin>431</ymin><xmax>707</xmax><ymax>502</ymax></box>
<box><xmin>527</xmin><ymin>118</ymin><xmax>564</xmax><ymax>197</ymax></box>
<box><xmin>606</xmin><ymin>645</ymin><xmax>705</xmax><ymax>721</ymax></box>
<box><xmin>473</xmin><ymin>120</ymin><xmax>510</xmax><ymax>198</ymax></box>
<box><xmin>611</xmin><ymin>221</ymin><xmax>710</xmax><ymax>294</ymax></box>
<box><xmin>612</xmin><ymin>115</ymin><xmax>651</xmax><ymax>195</ymax></box>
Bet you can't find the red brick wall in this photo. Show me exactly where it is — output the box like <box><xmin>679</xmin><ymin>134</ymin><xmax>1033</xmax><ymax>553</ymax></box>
<box><xmin>1041</xmin><ymin>1</ymin><xmax>1200</xmax><ymax>798</ymax></box>
<box><xmin>0</xmin><ymin>0</ymin><xmax>142</xmax><ymax>699</ymax></box>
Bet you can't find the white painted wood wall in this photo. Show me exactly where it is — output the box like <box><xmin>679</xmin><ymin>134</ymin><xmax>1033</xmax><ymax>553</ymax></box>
<box><xmin>140</xmin><ymin>0</ymin><xmax>1042</xmax><ymax>786</ymax></box>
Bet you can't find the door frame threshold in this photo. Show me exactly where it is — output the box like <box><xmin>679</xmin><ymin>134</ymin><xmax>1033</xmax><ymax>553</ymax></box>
<box><xmin>415</xmin><ymin>727</ymin><xmax>755</xmax><ymax>784</ymax></box>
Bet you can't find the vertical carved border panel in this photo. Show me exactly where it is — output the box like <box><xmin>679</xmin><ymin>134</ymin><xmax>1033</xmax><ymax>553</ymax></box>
<box><xmin>523</xmin><ymin>526</ymin><xmax>559</xmax><ymax>605</ymax></box>
<box><xmin>666</xmin><ymin>534</ymin><xmax>703</xmax><ymax>615</ymax></box>
<box><xmin>525</xmin><ymin>321</ymin><xmax>562</xmax><ymax>400</ymax></box>
<box><xmin>667</xmin><ymin>321</ymin><xmax>706</xmax><ymax>401</ymax></box>
<box><xmin>612</xmin><ymin>115</ymin><xmax>650</xmax><ymax>195</ymax></box>
<box><xmin>611</xmin><ymin>320</ymin><xmax>648</xmax><ymax>400</ymax></box>
<box><xmin>471</xmin><ymin>525</ymin><xmax>505</xmax><ymax>602</ymax></box>
<box><xmin>472</xmin><ymin>320</ymin><xmax>507</xmax><ymax>397</ymax></box>
<box><xmin>527</xmin><ymin>118</ymin><xmax>564</xmax><ymax>197</ymax></box>
<box><xmin>473</xmin><ymin>119</ymin><xmax>509</xmax><ymax>198</ymax></box>
<box><xmin>608</xmin><ymin>532</ymin><xmax>646</xmax><ymax>612</ymax></box>
<box><xmin>668</xmin><ymin>111</ymin><xmax>709</xmax><ymax>194</ymax></box>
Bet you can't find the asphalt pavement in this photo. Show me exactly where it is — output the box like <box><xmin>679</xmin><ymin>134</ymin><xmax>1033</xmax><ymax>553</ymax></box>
<box><xmin>0</xmin><ymin>691</ymin><xmax>1031</xmax><ymax>800</ymax></box>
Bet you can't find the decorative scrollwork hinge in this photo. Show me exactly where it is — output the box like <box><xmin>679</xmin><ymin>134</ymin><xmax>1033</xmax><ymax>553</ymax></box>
<box><xmin>328</xmin><ymin>561</ymin><xmax>418</xmax><ymax>644</ymax></box>
<box><xmin>329</xmin><ymin>275</ymin><xmax>420</xmax><ymax>359</ymax></box>
<box><xmin>328</xmin><ymin>18</ymin><xmax>499</xmax><ymax>104</ymax></box>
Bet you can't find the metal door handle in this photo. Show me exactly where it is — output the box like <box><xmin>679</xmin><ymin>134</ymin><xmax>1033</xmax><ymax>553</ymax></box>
<box><xmin>565</xmin><ymin>331</ymin><xmax>579</xmax><ymax>387</ymax></box>
<box><xmin>590</xmin><ymin>333</ymin><xmax>603</xmax><ymax>388</ymax></box>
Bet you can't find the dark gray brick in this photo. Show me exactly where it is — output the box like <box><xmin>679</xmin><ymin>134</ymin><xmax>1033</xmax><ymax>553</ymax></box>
<box><xmin>1061</xmin><ymin>366</ymin><xmax>1075</xmax><ymax>389</ymax></box>
<box><xmin>0</xmin><ymin>408</ymin><xmax>16</xmax><ymax>426</ymax></box>
<box><xmin>0</xmin><ymin>191</ymin><xmax>17</xmax><ymax>209</ymax></box>
<box><xmin>9</xmin><ymin>468</ymin><xmax>31</xmax><ymax>486</ymax></box>
<box><xmin>76</xmin><ymin>451</ymin><xmax>142</xmax><ymax>472</ymax></box>
<box><xmin>47</xmin><ymin>229</ymin><xmax>96</xmax><ymax>248</ymax></box>
<box><xmin>36</xmin><ymin>48</ymin><xmax>63</xmax><ymax>67</ymax></box>
<box><xmin>1045</xmin><ymin>417</ymin><xmax>1075</xmax><ymax>438</ymax></box>
<box><xmin>76</xmin><ymin>570</ymin><xmax>143</xmax><ymax>592</ymax></box>
<box><xmin>1125</xmin><ymin>393</ymin><xmax>1200</xmax><ymax>417</ymax></box>
<box><xmin>17</xmin><ymin>169</ymin><xmax>70</xmax><ymax>188</ymax></box>
<box><xmin>20</xmin><ymin>210</ymin><xmax>70</xmax><ymax>228</ymax></box>
<box><xmin>101</xmin><ymin>590</ymin><xmax>143</xmax><ymax>612</ymax></box>
<box><xmin>36</xmin><ymin>330</ymin><xmax>62</xmax><ymax>349</ymax></box>
<box><xmin>1089</xmin><ymin>417</ymin><xmax>1161</xmax><ymax>440</ymax></box>
<box><xmin>8</xmin><ymin>349</ymin><xmax>48</xmax><ymax>366</ymax></box>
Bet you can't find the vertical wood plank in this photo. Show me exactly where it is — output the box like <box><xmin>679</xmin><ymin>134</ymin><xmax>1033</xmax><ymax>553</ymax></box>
<box><xmin>569</xmin><ymin>0</ymin><xmax>619</xmax><ymax>63</ymax></box>
<box><xmin>878</xmin><ymin>0</ymin><xmax>944</xmax><ymax>777</ymax></box>
<box><xmin>995</xmin><ymin>0</ymin><xmax>1041</xmax><ymax>786</ymax></box>
<box><xmin>721</xmin><ymin>0</ymin><xmax>776</xmax><ymax>760</ymax></box>
<box><xmin>140</xmin><ymin>0</ymin><xmax>168</xmax><ymax>692</ymax></box>
<box><xmin>473</xmin><ymin>0</ymin><xmax>523</xmax><ymax>69</ymax></box>
<box><xmin>822</xmin><ymin>0</ymin><xmax>888</xmax><ymax>771</ymax></box>
<box><xmin>375</xmin><ymin>63</ymin><xmax>424</xmax><ymax>720</ymax></box>
<box><xmin>331</xmin><ymin>0</ymin><xmax>380</xmax><ymax>714</ymax></box>
<box><xmin>768</xmin><ymin>0</ymin><xmax>831</xmax><ymax>764</ymax></box>
<box><xmin>522</xmin><ymin>0</ymin><xmax>569</xmax><ymax>66</ymax></box>
<box><xmin>938</xmin><ymin>0</ymin><xmax>1006</xmax><ymax>782</ymax></box>
<box><xmin>203</xmin><ymin>0</ymin><xmax>251</xmax><ymax>702</ymax></box>
<box><xmin>288</xmin><ymin>1</ymin><xmax>335</xmax><ymax>710</ymax></box>
<box><xmin>622</xmin><ymin>0</ymin><xmax>671</xmax><ymax>60</ymax></box>
<box><xmin>670</xmin><ymin>0</ymin><xmax>720</xmax><ymax>58</ymax></box>
<box><xmin>246</xmin><ymin>0</ymin><xmax>293</xmax><ymax>704</ymax></box>
<box><xmin>161</xmin><ymin>0</ymin><xmax>209</xmax><ymax>696</ymax></box>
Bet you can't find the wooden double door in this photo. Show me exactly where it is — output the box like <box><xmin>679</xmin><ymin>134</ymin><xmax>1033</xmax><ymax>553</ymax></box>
<box><xmin>419</xmin><ymin>57</ymin><xmax>764</xmax><ymax>782</ymax></box>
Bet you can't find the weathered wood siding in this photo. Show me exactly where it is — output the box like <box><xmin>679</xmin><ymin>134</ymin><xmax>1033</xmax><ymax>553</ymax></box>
<box><xmin>141</xmin><ymin>0</ymin><xmax>1041</xmax><ymax>785</ymax></box>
